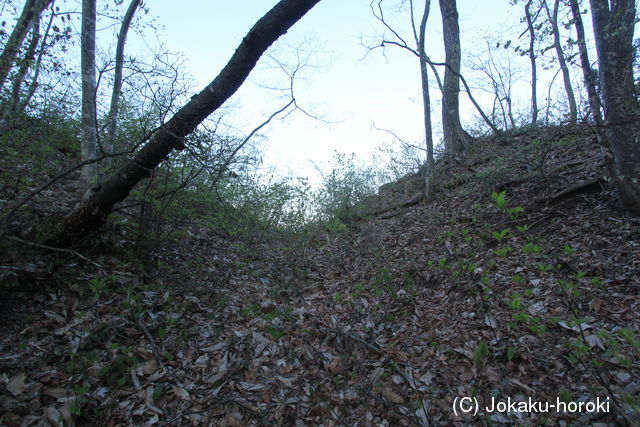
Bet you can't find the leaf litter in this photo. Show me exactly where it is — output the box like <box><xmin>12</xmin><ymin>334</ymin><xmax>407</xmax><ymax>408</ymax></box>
<box><xmin>1</xmin><ymin>126</ymin><xmax>639</xmax><ymax>425</ymax></box>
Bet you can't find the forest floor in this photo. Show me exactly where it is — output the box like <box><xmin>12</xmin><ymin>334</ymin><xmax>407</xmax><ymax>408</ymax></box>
<box><xmin>1</xmin><ymin>125</ymin><xmax>639</xmax><ymax>426</ymax></box>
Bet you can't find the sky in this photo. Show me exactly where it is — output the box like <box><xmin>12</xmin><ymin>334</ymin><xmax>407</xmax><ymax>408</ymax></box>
<box><xmin>133</xmin><ymin>0</ymin><xmax>528</xmax><ymax>183</ymax></box>
<box><xmin>2</xmin><ymin>0</ymin><xmax>602</xmax><ymax>183</ymax></box>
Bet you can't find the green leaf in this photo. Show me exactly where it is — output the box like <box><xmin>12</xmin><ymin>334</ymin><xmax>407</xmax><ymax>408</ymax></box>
<box><xmin>491</xmin><ymin>191</ymin><xmax>508</xmax><ymax>210</ymax></box>
<box><xmin>474</xmin><ymin>341</ymin><xmax>489</xmax><ymax>367</ymax></box>
<box><xmin>506</xmin><ymin>347</ymin><xmax>514</xmax><ymax>362</ymax></box>
<box><xmin>267</xmin><ymin>326</ymin><xmax>284</xmax><ymax>340</ymax></box>
<box><xmin>559</xmin><ymin>388</ymin><xmax>572</xmax><ymax>404</ymax></box>
<box><xmin>492</xmin><ymin>229</ymin><xmax>510</xmax><ymax>242</ymax></box>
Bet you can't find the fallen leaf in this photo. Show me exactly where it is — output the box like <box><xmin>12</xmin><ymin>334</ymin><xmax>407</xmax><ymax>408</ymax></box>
<box><xmin>7</xmin><ymin>373</ymin><xmax>27</xmax><ymax>396</ymax></box>
<box><xmin>382</xmin><ymin>387</ymin><xmax>404</xmax><ymax>404</ymax></box>
<box><xmin>173</xmin><ymin>386</ymin><xmax>190</xmax><ymax>400</ymax></box>
<box><xmin>44</xmin><ymin>387</ymin><xmax>67</xmax><ymax>399</ymax></box>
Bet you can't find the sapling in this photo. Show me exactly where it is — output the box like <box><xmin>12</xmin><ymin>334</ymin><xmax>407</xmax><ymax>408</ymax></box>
<box><xmin>494</xmin><ymin>246</ymin><xmax>512</xmax><ymax>257</ymax></box>
<box><xmin>492</xmin><ymin>229</ymin><xmax>510</xmax><ymax>242</ymax></box>
<box><xmin>507</xmin><ymin>206</ymin><xmax>523</xmax><ymax>219</ymax></box>
<box><xmin>522</xmin><ymin>243</ymin><xmax>542</xmax><ymax>254</ymax></box>
<box><xmin>474</xmin><ymin>341</ymin><xmax>489</xmax><ymax>368</ymax></box>
<box><xmin>491</xmin><ymin>191</ymin><xmax>508</xmax><ymax>210</ymax></box>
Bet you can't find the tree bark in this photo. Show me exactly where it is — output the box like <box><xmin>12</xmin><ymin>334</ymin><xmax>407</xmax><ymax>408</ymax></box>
<box><xmin>524</xmin><ymin>0</ymin><xmax>538</xmax><ymax>125</ymax></box>
<box><xmin>1</xmin><ymin>17</ymin><xmax>40</xmax><ymax>124</ymax></box>
<box><xmin>569</xmin><ymin>0</ymin><xmax>603</xmax><ymax>125</ymax></box>
<box><xmin>588</xmin><ymin>0</ymin><xmax>640</xmax><ymax>215</ymax></box>
<box><xmin>15</xmin><ymin>3</ymin><xmax>53</xmax><ymax>115</ymax></box>
<box><xmin>439</xmin><ymin>0</ymin><xmax>464</xmax><ymax>153</ymax></box>
<box><xmin>47</xmin><ymin>0</ymin><xmax>322</xmax><ymax>247</ymax></box>
<box><xmin>104</xmin><ymin>0</ymin><xmax>142</xmax><ymax>171</ymax></box>
<box><xmin>79</xmin><ymin>0</ymin><xmax>98</xmax><ymax>192</ymax></box>
<box><xmin>415</xmin><ymin>0</ymin><xmax>436</xmax><ymax>200</ymax></box>
<box><xmin>0</xmin><ymin>0</ymin><xmax>51</xmax><ymax>93</ymax></box>
<box><xmin>544</xmin><ymin>0</ymin><xmax>577</xmax><ymax>124</ymax></box>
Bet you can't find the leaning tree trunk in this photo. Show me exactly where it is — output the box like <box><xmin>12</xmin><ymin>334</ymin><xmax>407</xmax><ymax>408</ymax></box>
<box><xmin>589</xmin><ymin>0</ymin><xmax>640</xmax><ymax>215</ymax></box>
<box><xmin>47</xmin><ymin>0</ymin><xmax>322</xmax><ymax>247</ymax></box>
<box><xmin>104</xmin><ymin>0</ymin><xmax>142</xmax><ymax>172</ymax></box>
<box><xmin>439</xmin><ymin>0</ymin><xmax>464</xmax><ymax>154</ymax></box>
<box><xmin>79</xmin><ymin>0</ymin><xmax>98</xmax><ymax>193</ymax></box>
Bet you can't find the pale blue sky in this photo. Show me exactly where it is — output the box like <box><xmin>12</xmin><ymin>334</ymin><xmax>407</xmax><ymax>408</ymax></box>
<box><xmin>140</xmin><ymin>1</ymin><xmax>527</xmax><ymax>182</ymax></box>
<box><xmin>1</xmin><ymin>0</ymin><xmax>595</xmax><ymax>182</ymax></box>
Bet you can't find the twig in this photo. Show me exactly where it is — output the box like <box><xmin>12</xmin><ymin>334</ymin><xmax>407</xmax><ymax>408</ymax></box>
<box><xmin>548</xmin><ymin>176</ymin><xmax>604</xmax><ymax>203</ymax></box>
<box><xmin>136</xmin><ymin>315</ymin><xmax>182</xmax><ymax>387</ymax></box>
<box><xmin>7</xmin><ymin>236</ymin><xmax>102</xmax><ymax>267</ymax></box>
<box><xmin>317</xmin><ymin>321</ymin><xmax>384</xmax><ymax>355</ymax></box>
<box><xmin>356</xmin><ymin>384</ymin><xmax>421</xmax><ymax>426</ymax></box>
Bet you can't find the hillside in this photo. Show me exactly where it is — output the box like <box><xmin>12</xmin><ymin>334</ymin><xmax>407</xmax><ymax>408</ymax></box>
<box><xmin>1</xmin><ymin>124</ymin><xmax>639</xmax><ymax>425</ymax></box>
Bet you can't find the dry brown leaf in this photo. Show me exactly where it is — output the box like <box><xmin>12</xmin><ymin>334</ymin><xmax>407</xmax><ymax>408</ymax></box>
<box><xmin>589</xmin><ymin>298</ymin><xmax>604</xmax><ymax>312</ymax></box>
<box><xmin>382</xmin><ymin>387</ymin><xmax>404</xmax><ymax>404</ymax></box>
<box><xmin>239</xmin><ymin>381</ymin><xmax>268</xmax><ymax>392</ymax></box>
<box><xmin>6</xmin><ymin>373</ymin><xmax>27</xmax><ymax>397</ymax></box>
<box><xmin>194</xmin><ymin>354</ymin><xmax>209</xmax><ymax>368</ymax></box>
<box><xmin>143</xmin><ymin>359</ymin><xmax>158</xmax><ymax>376</ymax></box>
<box><xmin>46</xmin><ymin>406</ymin><xmax>63</xmax><ymax>427</ymax></box>
<box><xmin>43</xmin><ymin>387</ymin><xmax>68</xmax><ymax>399</ymax></box>
<box><xmin>173</xmin><ymin>386</ymin><xmax>190</xmax><ymax>400</ymax></box>
<box><xmin>200</xmin><ymin>342</ymin><xmax>226</xmax><ymax>352</ymax></box>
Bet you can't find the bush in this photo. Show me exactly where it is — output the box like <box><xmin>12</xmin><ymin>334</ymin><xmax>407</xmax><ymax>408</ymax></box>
<box><xmin>314</xmin><ymin>152</ymin><xmax>378</xmax><ymax>223</ymax></box>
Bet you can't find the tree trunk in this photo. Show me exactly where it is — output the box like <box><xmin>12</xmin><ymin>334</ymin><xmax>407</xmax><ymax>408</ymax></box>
<box><xmin>416</xmin><ymin>0</ymin><xmax>436</xmax><ymax>200</ymax></box>
<box><xmin>79</xmin><ymin>0</ymin><xmax>98</xmax><ymax>193</ymax></box>
<box><xmin>439</xmin><ymin>0</ymin><xmax>464</xmax><ymax>153</ymax></box>
<box><xmin>0</xmin><ymin>0</ymin><xmax>50</xmax><ymax>93</ymax></box>
<box><xmin>0</xmin><ymin>17</ymin><xmax>40</xmax><ymax>125</ymax></box>
<box><xmin>47</xmin><ymin>0</ymin><xmax>322</xmax><ymax>247</ymax></box>
<box><xmin>568</xmin><ymin>0</ymin><xmax>617</xmax><ymax>183</ymax></box>
<box><xmin>15</xmin><ymin>4</ymin><xmax>53</xmax><ymax>115</ymax></box>
<box><xmin>589</xmin><ymin>0</ymin><xmax>640</xmax><ymax>215</ymax></box>
<box><xmin>104</xmin><ymin>0</ymin><xmax>142</xmax><ymax>172</ymax></box>
<box><xmin>544</xmin><ymin>0</ymin><xmax>577</xmax><ymax>124</ymax></box>
<box><xmin>524</xmin><ymin>0</ymin><xmax>538</xmax><ymax>125</ymax></box>
<box><xmin>569</xmin><ymin>0</ymin><xmax>603</xmax><ymax>124</ymax></box>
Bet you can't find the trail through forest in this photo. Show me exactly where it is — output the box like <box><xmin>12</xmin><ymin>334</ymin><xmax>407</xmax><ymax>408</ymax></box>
<box><xmin>1</xmin><ymin>126</ymin><xmax>639</xmax><ymax>425</ymax></box>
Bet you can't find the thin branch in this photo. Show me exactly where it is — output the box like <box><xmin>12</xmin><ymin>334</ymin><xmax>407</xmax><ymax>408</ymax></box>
<box><xmin>7</xmin><ymin>236</ymin><xmax>102</xmax><ymax>267</ymax></box>
<box><xmin>372</xmin><ymin>123</ymin><xmax>427</xmax><ymax>152</ymax></box>
<box><xmin>0</xmin><ymin>127</ymin><xmax>159</xmax><ymax>239</ymax></box>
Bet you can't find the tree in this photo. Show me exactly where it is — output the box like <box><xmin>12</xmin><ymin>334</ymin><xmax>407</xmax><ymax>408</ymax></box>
<box><xmin>415</xmin><ymin>0</ymin><xmax>436</xmax><ymax>199</ymax></box>
<box><xmin>438</xmin><ymin>0</ymin><xmax>466</xmax><ymax>154</ymax></box>
<box><xmin>587</xmin><ymin>0</ymin><xmax>640</xmax><ymax>215</ymax></box>
<box><xmin>542</xmin><ymin>0</ymin><xmax>577</xmax><ymax>124</ymax></box>
<box><xmin>1</xmin><ymin>6</ymin><xmax>41</xmax><ymax>123</ymax></box>
<box><xmin>47</xmin><ymin>0</ymin><xmax>322</xmax><ymax>247</ymax></box>
<box><xmin>79</xmin><ymin>0</ymin><xmax>97</xmax><ymax>192</ymax></box>
<box><xmin>524</xmin><ymin>0</ymin><xmax>539</xmax><ymax>124</ymax></box>
<box><xmin>104</xmin><ymin>0</ymin><xmax>142</xmax><ymax>171</ymax></box>
<box><xmin>0</xmin><ymin>1</ymin><xmax>74</xmax><ymax>129</ymax></box>
<box><xmin>370</xmin><ymin>0</ymin><xmax>436</xmax><ymax>199</ymax></box>
<box><xmin>0</xmin><ymin>0</ymin><xmax>52</xmax><ymax>93</ymax></box>
<box><xmin>568</xmin><ymin>0</ymin><xmax>602</xmax><ymax>123</ymax></box>
<box><xmin>468</xmin><ymin>37</ymin><xmax>521</xmax><ymax>129</ymax></box>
